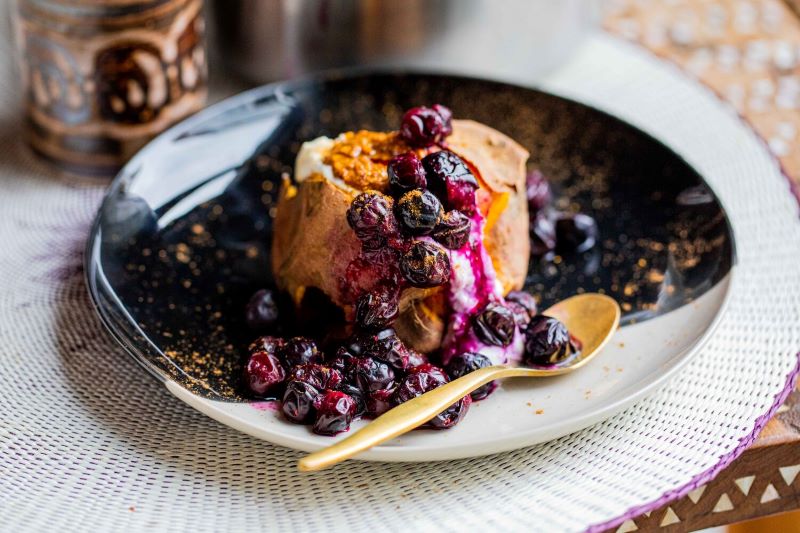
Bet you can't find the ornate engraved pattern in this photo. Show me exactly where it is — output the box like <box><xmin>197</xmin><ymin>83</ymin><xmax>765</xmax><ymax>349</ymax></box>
<box><xmin>23</xmin><ymin>34</ymin><xmax>90</xmax><ymax>125</ymax></box>
<box><xmin>610</xmin><ymin>445</ymin><xmax>800</xmax><ymax>531</ymax></box>
<box><xmin>15</xmin><ymin>0</ymin><xmax>206</xmax><ymax>176</ymax></box>
<box><xmin>95</xmin><ymin>43</ymin><xmax>166</xmax><ymax>124</ymax></box>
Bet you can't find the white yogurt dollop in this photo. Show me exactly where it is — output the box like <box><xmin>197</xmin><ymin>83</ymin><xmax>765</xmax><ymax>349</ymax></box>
<box><xmin>294</xmin><ymin>136</ymin><xmax>335</xmax><ymax>182</ymax></box>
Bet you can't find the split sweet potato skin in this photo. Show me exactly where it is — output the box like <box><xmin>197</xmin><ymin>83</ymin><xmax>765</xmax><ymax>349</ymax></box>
<box><xmin>447</xmin><ymin>120</ymin><xmax>531</xmax><ymax>295</ymax></box>
<box><xmin>271</xmin><ymin>119</ymin><xmax>530</xmax><ymax>353</ymax></box>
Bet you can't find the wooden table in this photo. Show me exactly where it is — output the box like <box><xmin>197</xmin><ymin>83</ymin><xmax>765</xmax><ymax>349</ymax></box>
<box><xmin>603</xmin><ymin>1</ymin><xmax>800</xmax><ymax>530</ymax></box>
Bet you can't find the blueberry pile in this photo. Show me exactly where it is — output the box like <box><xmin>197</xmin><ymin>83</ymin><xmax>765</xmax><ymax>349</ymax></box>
<box><xmin>242</xmin><ymin>324</ymin><xmax>474</xmax><ymax>435</ymax></box>
<box><xmin>242</xmin><ymin>284</ymin><xmax>577</xmax><ymax>435</ymax></box>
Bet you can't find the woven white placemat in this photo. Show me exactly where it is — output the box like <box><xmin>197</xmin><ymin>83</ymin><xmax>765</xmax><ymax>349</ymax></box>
<box><xmin>2</xmin><ymin>29</ymin><xmax>800</xmax><ymax>531</ymax></box>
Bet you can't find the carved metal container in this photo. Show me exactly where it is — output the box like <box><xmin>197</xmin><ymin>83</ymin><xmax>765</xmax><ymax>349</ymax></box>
<box><xmin>12</xmin><ymin>0</ymin><xmax>207</xmax><ymax>177</ymax></box>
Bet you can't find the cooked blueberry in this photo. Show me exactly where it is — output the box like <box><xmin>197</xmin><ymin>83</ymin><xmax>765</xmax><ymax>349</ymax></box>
<box><xmin>405</xmin><ymin>349</ymin><xmax>429</xmax><ymax>369</ymax></box>
<box><xmin>523</xmin><ymin>315</ymin><xmax>573</xmax><ymax>366</ymax></box>
<box><xmin>329</xmin><ymin>355</ymin><xmax>350</xmax><ymax>374</ymax></box>
<box><xmin>445</xmin><ymin>352</ymin><xmax>496</xmax><ymax>400</ymax></box>
<box><xmin>360</xmin><ymin>328</ymin><xmax>412</xmax><ymax>370</ymax></box>
<box><xmin>399</xmin><ymin>106</ymin><xmax>448</xmax><ymax>147</ymax></box>
<box><xmin>395</xmin><ymin>189</ymin><xmax>443</xmax><ymax>235</ymax></box>
<box><xmin>526</xmin><ymin>169</ymin><xmax>551</xmax><ymax>213</ymax></box>
<box><xmin>313</xmin><ymin>390</ymin><xmax>357</xmax><ymax>436</ymax></box>
<box><xmin>281</xmin><ymin>337</ymin><xmax>322</xmax><ymax>366</ymax></box>
<box><xmin>360</xmin><ymin>328</ymin><xmax>429</xmax><ymax>371</ymax></box>
<box><xmin>336</xmin><ymin>335</ymin><xmax>366</xmax><ymax>360</ymax></box>
<box><xmin>331</xmin><ymin>333</ymin><xmax>372</xmax><ymax>371</ymax></box>
<box><xmin>346</xmin><ymin>192</ymin><xmax>399</xmax><ymax>250</ymax></box>
<box><xmin>244</xmin><ymin>288</ymin><xmax>280</xmax><ymax>331</ymax></box>
<box><xmin>347</xmin><ymin>356</ymin><xmax>396</xmax><ymax>392</ymax></box>
<box><xmin>422</xmin><ymin>150</ymin><xmax>478</xmax><ymax>214</ymax></box>
<box><xmin>506</xmin><ymin>301</ymin><xmax>531</xmax><ymax>330</ymax></box>
<box><xmin>505</xmin><ymin>291</ymin><xmax>538</xmax><ymax>328</ymax></box>
<box><xmin>243</xmin><ymin>350</ymin><xmax>286</xmax><ymax>397</ymax></box>
<box><xmin>555</xmin><ymin>212</ymin><xmax>598</xmax><ymax>254</ymax></box>
<box><xmin>248</xmin><ymin>335</ymin><xmax>285</xmax><ymax>355</ymax></box>
<box><xmin>288</xmin><ymin>363</ymin><xmax>343</xmax><ymax>391</ymax></box>
<box><xmin>472</xmin><ymin>302</ymin><xmax>516</xmax><ymax>347</ymax></box>
<box><xmin>393</xmin><ymin>363</ymin><xmax>449</xmax><ymax>404</ymax></box>
<box><xmin>400</xmin><ymin>240</ymin><xmax>451</xmax><ymax>288</ymax></box>
<box><xmin>355</xmin><ymin>283</ymin><xmax>400</xmax><ymax>330</ymax></box>
<box><xmin>448</xmin><ymin>180</ymin><xmax>478</xmax><ymax>214</ymax></box>
<box><xmin>282</xmin><ymin>380</ymin><xmax>319</xmax><ymax>423</ymax></box>
<box><xmin>393</xmin><ymin>364</ymin><xmax>469</xmax><ymax>429</ymax></box>
<box><xmin>366</xmin><ymin>388</ymin><xmax>395</xmax><ymax>417</ymax></box>
<box><xmin>530</xmin><ymin>210</ymin><xmax>557</xmax><ymax>257</ymax></box>
<box><xmin>408</xmin><ymin>363</ymin><xmax>449</xmax><ymax>381</ymax></box>
<box><xmin>432</xmin><ymin>210</ymin><xmax>471</xmax><ymax>249</ymax></box>
<box><xmin>337</xmin><ymin>383</ymin><xmax>367</xmax><ymax>417</ymax></box>
<box><xmin>432</xmin><ymin>104</ymin><xmax>453</xmax><ymax>136</ymax></box>
<box><xmin>506</xmin><ymin>291</ymin><xmax>538</xmax><ymax>317</ymax></box>
<box><xmin>388</xmin><ymin>152</ymin><xmax>427</xmax><ymax>194</ymax></box>
<box><xmin>428</xmin><ymin>395</ymin><xmax>470</xmax><ymax>429</ymax></box>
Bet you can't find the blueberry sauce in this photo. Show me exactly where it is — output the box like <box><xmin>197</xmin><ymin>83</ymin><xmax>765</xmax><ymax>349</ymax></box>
<box><xmin>440</xmin><ymin>209</ymin><xmax>525</xmax><ymax>366</ymax></box>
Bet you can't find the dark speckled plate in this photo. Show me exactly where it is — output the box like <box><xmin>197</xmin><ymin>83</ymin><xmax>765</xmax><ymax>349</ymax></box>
<box><xmin>85</xmin><ymin>72</ymin><xmax>734</xmax><ymax>459</ymax></box>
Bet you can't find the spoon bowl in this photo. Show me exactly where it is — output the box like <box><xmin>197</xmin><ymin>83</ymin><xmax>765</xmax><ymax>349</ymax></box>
<box><xmin>298</xmin><ymin>293</ymin><xmax>621</xmax><ymax>471</ymax></box>
<box><xmin>533</xmin><ymin>292</ymin><xmax>622</xmax><ymax>372</ymax></box>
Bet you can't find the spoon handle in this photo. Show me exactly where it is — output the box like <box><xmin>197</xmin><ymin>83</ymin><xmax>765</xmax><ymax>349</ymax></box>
<box><xmin>297</xmin><ymin>365</ymin><xmax>542</xmax><ymax>471</ymax></box>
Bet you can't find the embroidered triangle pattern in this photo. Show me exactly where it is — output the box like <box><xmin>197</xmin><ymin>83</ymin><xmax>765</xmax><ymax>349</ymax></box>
<box><xmin>779</xmin><ymin>465</ymin><xmax>800</xmax><ymax>486</ymax></box>
<box><xmin>734</xmin><ymin>475</ymin><xmax>755</xmax><ymax>496</ymax></box>
<box><xmin>761</xmin><ymin>483</ymin><xmax>780</xmax><ymax>503</ymax></box>
<box><xmin>660</xmin><ymin>507</ymin><xmax>680</xmax><ymax>527</ymax></box>
<box><xmin>713</xmin><ymin>493</ymin><xmax>734</xmax><ymax>513</ymax></box>
<box><xmin>687</xmin><ymin>485</ymin><xmax>705</xmax><ymax>504</ymax></box>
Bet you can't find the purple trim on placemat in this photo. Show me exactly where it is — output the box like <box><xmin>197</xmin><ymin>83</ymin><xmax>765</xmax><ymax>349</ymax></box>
<box><xmin>587</xmin><ymin>355</ymin><xmax>800</xmax><ymax>533</ymax></box>
<box><xmin>587</xmin><ymin>37</ymin><xmax>800</xmax><ymax>533</ymax></box>
<box><xmin>786</xmin><ymin>162</ymin><xmax>800</xmax><ymax>205</ymax></box>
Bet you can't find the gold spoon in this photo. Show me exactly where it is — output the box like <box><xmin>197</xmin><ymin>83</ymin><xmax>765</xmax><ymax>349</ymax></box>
<box><xmin>298</xmin><ymin>293</ymin><xmax>620</xmax><ymax>472</ymax></box>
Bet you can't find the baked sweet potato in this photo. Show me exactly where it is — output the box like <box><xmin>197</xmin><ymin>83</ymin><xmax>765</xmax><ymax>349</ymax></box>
<box><xmin>271</xmin><ymin>119</ymin><xmax>529</xmax><ymax>353</ymax></box>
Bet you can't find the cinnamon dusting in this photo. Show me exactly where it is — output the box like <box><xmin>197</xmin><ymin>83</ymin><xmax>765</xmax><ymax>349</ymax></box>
<box><xmin>326</xmin><ymin>130</ymin><xmax>413</xmax><ymax>191</ymax></box>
